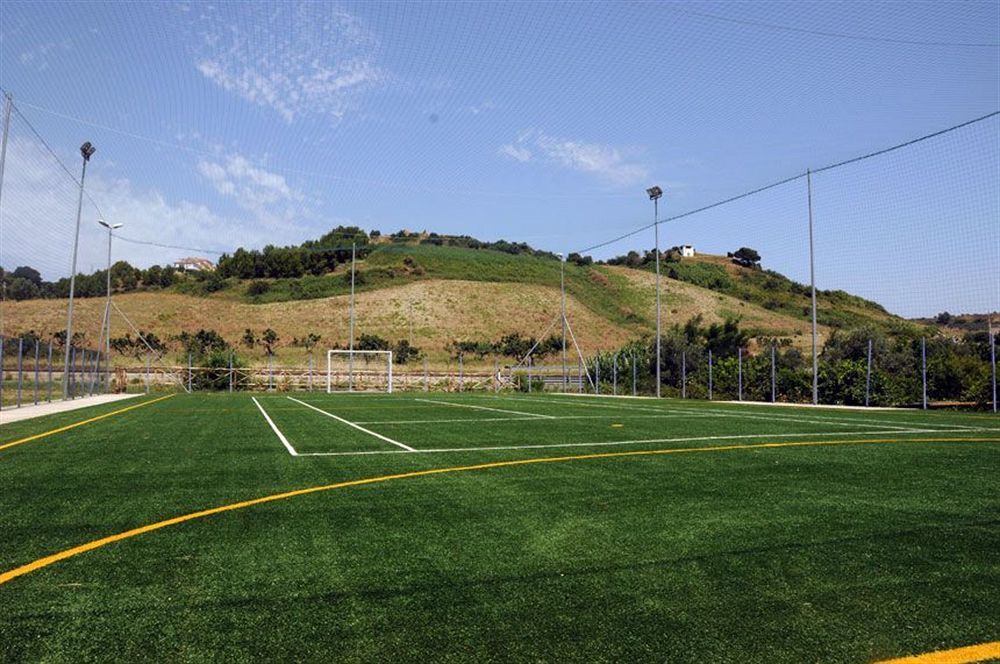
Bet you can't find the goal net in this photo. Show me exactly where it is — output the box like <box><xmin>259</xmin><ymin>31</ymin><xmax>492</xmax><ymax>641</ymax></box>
<box><xmin>327</xmin><ymin>350</ymin><xmax>393</xmax><ymax>393</ymax></box>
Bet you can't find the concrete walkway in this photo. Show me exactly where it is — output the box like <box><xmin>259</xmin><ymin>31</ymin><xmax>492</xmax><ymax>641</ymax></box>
<box><xmin>0</xmin><ymin>393</ymin><xmax>143</xmax><ymax>425</ymax></box>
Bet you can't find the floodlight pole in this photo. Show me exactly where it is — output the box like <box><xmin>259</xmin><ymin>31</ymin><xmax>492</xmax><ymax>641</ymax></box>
<box><xmin>559</xmin><ymin>253</ymin><xmax>568</xmax><ymax>391</ymax></box>
<box><xmin>806</xmin><ymin>168</ymin><xmax>818</xmax><ymax>405</ymax></box>
<box><xmin>0</xmin><ymin>93</ymin><xmax>11</xmax><ymax>341</ymax></box>
<box><xmin>348</xmin><ymin>241</ymin><xmax>356</xmax><ymax>392</ymax></box>
<box><xmin>647</xmin><ymin>186</ymin><xmax>664</xmax><ymax>399</ymax></box>
<box><xmin>62</xmin><ymin>142</ymin><xmax>95</xmax><ymax>399</ymax></box>
<box><xmin>990</xmin><ymin>316</ymin><xmax>997</xmax><ymax>414</ymax></box>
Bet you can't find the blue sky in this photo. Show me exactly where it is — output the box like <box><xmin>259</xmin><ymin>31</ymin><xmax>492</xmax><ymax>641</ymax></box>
<box><xmin>0</xmin><ymin>1</ymin><xmax>997</xmax><ymax>317</ymax></box>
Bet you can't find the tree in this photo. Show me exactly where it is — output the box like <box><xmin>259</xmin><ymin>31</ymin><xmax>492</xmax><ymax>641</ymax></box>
<box><xmin>7</xmin><ymin>277</ymin><xmax>40</xmax><ymax>301</ymax></box>
<box><xmin>729</xmin><ymin>247</ymin><xmax>761</xmax><ymax>268</ymax></box>
<box><xmin>11</xmin><ymin>265</ymin><xmax>42</xmax><ymax>286</ymax></box>
<box><xmin>261</xmin><ymin>328</ymin><xmax>279</xmax><ymax>357</ymax></box>
<box><xmin>242</xmin><ymin>328</ymin><xmax>257</xmax><ymax>349</ymax></box>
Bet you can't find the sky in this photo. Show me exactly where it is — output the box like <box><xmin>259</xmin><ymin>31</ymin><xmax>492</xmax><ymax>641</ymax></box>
<box><xmin>0</xmin><ymin>0</ymin><xmax>997</xmax><ymax>317</ymax></box>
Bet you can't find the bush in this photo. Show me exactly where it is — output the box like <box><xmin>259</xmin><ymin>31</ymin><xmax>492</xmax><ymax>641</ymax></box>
<box><xmin>247</xmin><ymin>280</ymin><xmax>271</xmax><ymax>296</ymax></box>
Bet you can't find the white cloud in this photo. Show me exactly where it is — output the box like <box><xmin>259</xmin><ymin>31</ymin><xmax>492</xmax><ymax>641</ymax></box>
<box><xmin>197</xmin><ymin>153</ymin><xmax>303</xmax><ymax>218</ymax></box>
<box><xmin>0</xmin><ymin>137</ymin><xmax>305</xmax><ymax>280</ymax></box>
<box><xmin>499</xmin><ymin>130</ymin><xmax>649</xmax><ymax>187</ymax></box>
<box><xmin>498</xmin><ymin>143</ymin><xmax>532</xmax><ymax>163</ymax></box>
<box><xmin>195</xmin><ymin>4</ymin><xmax>385</xmax><ymax>123</ymax></box>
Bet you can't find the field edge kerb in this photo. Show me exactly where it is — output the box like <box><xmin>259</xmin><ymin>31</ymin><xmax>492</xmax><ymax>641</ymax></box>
<box><xmin>1</xmin><ymin>435</ymin><xmax>997</xmax><ymax>587</ymax></box>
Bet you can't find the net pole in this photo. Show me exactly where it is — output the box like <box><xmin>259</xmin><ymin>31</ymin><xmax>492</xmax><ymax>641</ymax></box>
<box><xmin>0</xmin><ymin>337</ymin><xmax>4</xmax><ymax>412</ymax></box>
<box><xmin>423</xmin><ymin>357</ymin><xmax>429</xmax><ymax>392</ymax></box>
<box><xmin>595</xmin><ymin>356</ymin><xmax>600</xmax><ymax>395</ymax></box>
<box><xmin>188</xmin><ymin>352</ymin><xmax>192</xmax><ymax>393</ymax></box>
<box><xmin>348</xmin><ymin>242</ymin><xmax>356</xmax><ymax>393</ymax></box>
<box><xmin>229</xmin><ymin>351</ymin><xmax>234</xmax><ymax>393</ymax></box>
<box><xmin>681</xmin><ymin>350</ymin><xmax>686</xmax><ymax>399</ymax></box>
<box><xmin>990</xmin><ymin>318</ymin><xmax>997</xmax><ymax>414</ymax></box>
<box><xmin>578</xmin><ymin>358</ymin><xmax>582</xmax><ymax>393</ymax></box>
<box><xmin>632</xmin><ymin>352</ymin><xmax>637</xmax><ymax>396</ymax></box>
<box><xmin>47</xmin><ymin>341</ymin><xmax>53</xmax><ymax>402</ymax></box>
<box><xmin>388</xmin><ymin>351</ymin><xmax>393</xmax><ymax>394</ymax></box>
<box><xmin>921</xmin><ymin>337</ymin><xmax>927</xmax><ymax>410</ymax></box>
<box><xmin>63</xmin><ymin>152</ymin><xmax>91</xmax><ymax>400</ymax></box>
<box><xmin>145</xmin><ymin>352</ymin><xmax>150</xmax><ymax>394</ymax></box>
<box><xmin>458</xmin><ymin>354</ymin><xmax>463</xmax><ymax>392</ymax></box>
<box><xmin>806</xmin><ymin>168</ymin><xmax>819</xmax><ymax>405</ymax></box>
<box><xmin>16</xmin><ymin>337</ymin><xmax>23</xmax><ymax>407</ymax></box>
<box><xmin>865</xmin><ymin>338</ymin><xmax>872</xmax><ymax>407</ymax></box>
<box><xmin>33</xmin><ymin>339</ymin><xmax>39</xmax><ymax>405</ymax></box>
<box><xmin>708</xmin><ymin>349</ymin><xmax>713</xmax><ymax>401</ymax></box>
<box><xmin>738</xmin><ymin>348</ymin><xmax>743</xmax><ymax>402</ymax></box>
<box><xmin>612</xmin><ymin>355</ymin><xmax>617</xmax><ymax>396</ymax></box>
<box><xmin>560</xmin><ymin>254</ymin><xmax>567</xmax><ymax>392</ymax></box>
<box><xmin>770</xmin><ymin>344</ymin><xmax>776</xmax><ymax>403</ymax></box>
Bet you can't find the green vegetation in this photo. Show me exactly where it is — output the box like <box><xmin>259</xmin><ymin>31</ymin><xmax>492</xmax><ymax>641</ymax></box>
<box><xmin>1</xmin><ymin>393</ymin><xmax>997</xmax><ymax>661</ymax></box>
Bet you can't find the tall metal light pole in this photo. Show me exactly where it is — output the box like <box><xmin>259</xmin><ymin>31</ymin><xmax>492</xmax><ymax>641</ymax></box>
<box><xmin>62</xmin><ymin>141</ymin><xmax>95</xmax><ymax>399</ymax></box>
<box><xmin>0</xmin><ymin>93</ymin><xmax>12</xmax><ymax>340</ymax></box>
<box><xmin>647</xmin><ymin>185</ymin><xmax>663</xmax><ymax>398</ymax></box>
<box><xmin>98</xmin><ymin>219</ymin><xmax>122</xmax><ymax>392</ymax></box>
<box><xmin>559</xmin><ymin>252</ymin><xmax>567</xmax><ymax>391</ymax></box>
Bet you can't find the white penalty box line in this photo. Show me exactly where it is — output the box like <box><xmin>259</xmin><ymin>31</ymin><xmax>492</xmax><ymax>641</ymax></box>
<box><xmin>287</xmin><ymin>397</ymin><xmax>416</xmax><ymax>452</ymax></box>
<box><xmin>293</xmin><ymin>426</ymin><xmax>970</xmax><ymax>457</ymax></box>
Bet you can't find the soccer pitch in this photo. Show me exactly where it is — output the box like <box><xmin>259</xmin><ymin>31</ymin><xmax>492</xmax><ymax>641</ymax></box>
<box><xmin>1</xmin><ymin>393</ymin><xmax>998</xmax><ymax>662</ymax></box>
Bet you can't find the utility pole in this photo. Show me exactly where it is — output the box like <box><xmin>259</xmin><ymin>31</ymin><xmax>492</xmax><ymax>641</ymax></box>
<box><xmin>647</xmin><ymin>186</ymin><xmax>663</xmax><ymax>398</ymax></box>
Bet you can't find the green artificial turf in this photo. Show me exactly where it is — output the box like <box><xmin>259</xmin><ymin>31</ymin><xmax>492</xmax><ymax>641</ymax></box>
<box><xmin>1</xmin><ymin>392</ymin><xmax>997</xmax><ymax>662</ymax></box>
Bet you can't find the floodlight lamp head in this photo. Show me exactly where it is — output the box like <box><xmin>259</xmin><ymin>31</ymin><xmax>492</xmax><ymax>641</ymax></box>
<box><xmin>646</xmin><ymin>185</ymin><xmax>663</xmax><ymax>201</ymax></box>
<box><xmin>98</xmin><ymin>219</ymin><xmax>110</xmax><ymax>229</ymax></box>
<box><xmin>80</xmin><ymin>142</ymin><xmax>96</xmax><ymax>161</ymax></box>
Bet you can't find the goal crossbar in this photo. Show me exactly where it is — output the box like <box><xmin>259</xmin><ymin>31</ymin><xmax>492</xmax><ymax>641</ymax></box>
<box><xmin>326</xmin><ymin>350</ymin><xmax>393</xmax><ymax>393</ymax></box>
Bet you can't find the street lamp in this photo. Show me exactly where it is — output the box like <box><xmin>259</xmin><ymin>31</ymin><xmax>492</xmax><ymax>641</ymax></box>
<box><xmin>62</xmin><ymin>141</ymin><xmax>95</xmax><ymax>399</ymax></box>
<box><xmin>98</xmin><ymin>219</ymin><xmax>122</xmax><ymax>392</ymax></box>
<box><xmin>646</xmin><ymin>185</ymin><xmax>663</xmax><ymax>398</ymax></box>
<box><xmin>558</xmin><ymin>252</ymin><xmax>567</xmax><ymax>391</ymax></box>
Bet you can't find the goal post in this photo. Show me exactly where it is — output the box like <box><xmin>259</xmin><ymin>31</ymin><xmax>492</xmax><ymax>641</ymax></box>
<box><xmin>326</xmin><ymin>350</ymin><xmax>393</xmax><ymax>393</ymax></box>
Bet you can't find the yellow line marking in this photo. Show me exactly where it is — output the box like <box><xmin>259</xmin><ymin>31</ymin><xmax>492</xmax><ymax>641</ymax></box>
<box><xmin>875</xmin><ymin>641</ymin><xmax>1000</xmax><ymax>663</ymax></box>
<box><xmin>0</xmin><ymin>394</ymin><xmax>176</xmax><ymax>453</ymax></box>
<box><xmin>1</xmin><ymin>436</ymin><xmax>996</xmax><ymax>586</ymax></box>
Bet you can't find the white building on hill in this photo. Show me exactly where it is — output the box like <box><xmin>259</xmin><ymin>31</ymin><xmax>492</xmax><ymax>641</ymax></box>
<box><xmin>680</xmin><ymin>245</ymin><xmax>696</xmax><ymax>257</ymax></box>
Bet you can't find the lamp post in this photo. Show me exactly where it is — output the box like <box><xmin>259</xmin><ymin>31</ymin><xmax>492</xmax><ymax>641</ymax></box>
<box><xmin>558</xmin><ymin>252</ymin><xmax>567</xmax><ymax>391</ymax></box>
<box><xmin>646</xmin><ymin>185</ymin><xmax>663</xmax><ymax>398</ymax></box>
<box><xmin>62</xmin><ymin>141</ymin><xmax>95</xmax><ymax>399</ymax></box>
<box><xmin>98</xmin><ymin>219</ymin><xmax>122</xmax><ymax>392</ymax></box>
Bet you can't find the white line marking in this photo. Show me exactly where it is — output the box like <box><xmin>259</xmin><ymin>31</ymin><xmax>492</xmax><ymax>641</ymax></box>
<box><xmin>295</xmin><ymin>427</ymin><xmax>963</xmax><ymax>456</ymax></box>
<box><xmin>413</xmin><ymin>397</ymin><xmax>556</xmax><ymax>419</ymax></box>
<box><xmin>354</xmin><ymin>413</ymin><xmax>705</xmax><ymax>425</ymax></box>
<box><xmin>502</xmin><ymin>395</ymin><xmax>926</xmax><ymax>431</ymax></box>
<box><xmin>287</xmin><ymin>397</ymin><xmax>415</xmax><ymax>452</ymax></box>
<box><xmin>252</xmin><ymin>396</ymin><xmax>298</xmax><ymax>456</ymax></box>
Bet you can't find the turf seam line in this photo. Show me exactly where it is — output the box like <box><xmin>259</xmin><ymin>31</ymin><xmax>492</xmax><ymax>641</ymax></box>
<box><xmin>287</xmin><ymin>397</ymin><xmax>416</xmax><ymax>452</ymax></box>
<box><xmin>252</xmin><ymin>397</ymin><xmax>298</xmax><ymax>456</ymax></box>
<box><xmin>0</xmin><ymin>394</ymin><xmax>176</xmax><ymax>453</ymax></box>
<box><xmin>1</xmin><ymin>435</ymin><xmax>995</xmax><ymax>587</ymax></box>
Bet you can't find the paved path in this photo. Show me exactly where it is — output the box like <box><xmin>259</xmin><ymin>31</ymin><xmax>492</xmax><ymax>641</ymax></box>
<box><xmin>0</xmin><ymin>393</ymin><xmax>143</xmax><ymax>425</ymax></box>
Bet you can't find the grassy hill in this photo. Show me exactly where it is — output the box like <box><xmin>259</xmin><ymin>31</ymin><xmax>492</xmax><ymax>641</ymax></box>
<box><xmin>2</xmin><ymin>243</ymin><xmax>913</xmax><ymax>367</ymax></box>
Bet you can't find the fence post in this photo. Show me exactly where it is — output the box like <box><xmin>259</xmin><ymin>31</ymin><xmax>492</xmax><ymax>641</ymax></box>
<box><xmin>0</xmin><ymin>337</ymin><xmax>4</xmax><ymax>411</ymax></box>
<box><xmin>229</xmin><ymin>351</ymin><xmax>234</xmax><ymax>393</ymax></box>
<box><xmin>578</xmin><ymin>358</ymin><xmax>583</xmax><ymax>393</ymax></box>
<box><xmin>595</xmin><ymin>357</ymin><xmax>600</xmax><ymax>395</ymax></box>
<box><xmin>188</xmin><ymin>352</ymin><xmax>193</xmax><ymax>393</ymax></box>
<box><xmin>308</xmin><ymin>354</ymin><xmax>313</xmax><ymax>392</ymax></box>
<box><xmin>738</xmin><ymin>348</ymin><xmax>743</xmax><ymax>402</ymax></box>
<box><xmin>921</xmin><ymin>337</ymin><xmax>927</xmax><ymax>410</ymax></box>
<box><xmin>145</xmin><ymin>352</ymin><xmax>150</xmax><ymax>394</ymax></box>
<box><xmin>682</xmin><ymin>350</ymin><xmax>687</xmax><ymax>399</ymax></box>
<box><xmin>47</xmin><ymin>341</ymin><xmax>53</xmax><ymax>402</ymax></box>
<box><xmin>16</xmin><ymin>337</ymin><xmax>23</xmax><ymax>408</ymax></box>
<box><xmin>708</xmin><ymin>349</ymin><xmax>713</xmax><ymax>401</ymax></box>
<box><xmin>458</xmin><ymin>354</ymin><xmax>464</xmax><ymax>392</ymax></box>
<box><xmin>612</xmin><ymin>355</ymin><xmax>617</xmax><ymax>396</ymax></box>
<box><xmin>268</xmin><ymin>354</ymin><xmax>273</xmax><ymax>391</ymax></box>
<box><xmin>494</xmin><ymin>359</ymin><xmax>499</xmax><ymax>393</ymax></box>
<box><xmin>424</xmin><ymin>358</ymin><xmax>429</xmax><ymax>392</ymax></box>
<box><xmin>33</xmin><ymin>340</ymin><xmax>40</xmax><ymax>405</ymax></box>
<box><xmin>770</xmin><ymin>344</ymin><xmax>776</xmax><ymax>403</ymax></box>
<box><xmin>527</xmin><ymin>357</ymin><xmax>532</xmax><ymax>393</ymax></box>
<box><xmin>865</xmin><ymin>338</ymin><xmax>872</xmax><ymax>407</ymax></box>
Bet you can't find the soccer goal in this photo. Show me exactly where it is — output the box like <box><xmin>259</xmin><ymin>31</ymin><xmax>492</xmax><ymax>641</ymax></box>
<box><xmin>326</xmin><ymin>350</ymin><xmax>393</xmax><ymax>393</ymax></box>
